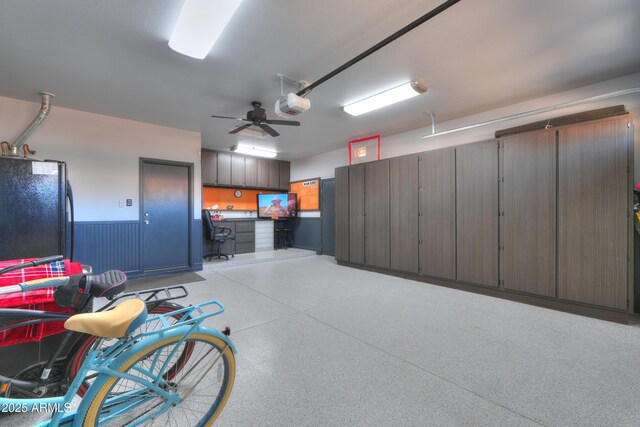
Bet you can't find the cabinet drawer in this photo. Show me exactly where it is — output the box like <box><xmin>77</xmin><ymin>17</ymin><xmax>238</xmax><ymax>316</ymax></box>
<box><xmin>235</xmin><ymin>242</ymin><xmax>255</xmax><ymax>254</ymax></box>
<box><xmin>235</xmin><ymin>233</ymin><xmax>255</xmax><ymax>244</ymax></box>
<box><xmin>235</xmin><ymin>221</ymin><xmax>255</xmax><ymax>233</ymax></box>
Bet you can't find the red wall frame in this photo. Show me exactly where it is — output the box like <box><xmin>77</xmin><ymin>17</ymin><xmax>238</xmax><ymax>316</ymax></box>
<box><xmin>348</xmin><ymin>134</ymin><xmax>381</xmax><ymax>165</ymax></box>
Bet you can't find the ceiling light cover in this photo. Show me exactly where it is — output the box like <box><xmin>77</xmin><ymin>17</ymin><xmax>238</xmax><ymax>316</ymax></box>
<box><xmin>343</xmin><ymin>81</ymin><xmax>427</xmax><ymax>116</ymax></box>
<box><xmin>231</xmin><ymin>144</ymin><xmax>277</xmax><ymax>158</ymax></box>
<box><xmin>169</xmin><ymin>0</ymin><xmax>243</xmax><ymax>60</ymax></box>
<box><xmin>231</xmin><ymin>127</ymin><xmax>267</xmax><ymax>138</ymax></box>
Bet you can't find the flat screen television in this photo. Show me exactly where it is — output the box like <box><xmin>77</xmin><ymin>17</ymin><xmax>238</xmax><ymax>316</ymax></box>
<box><xmin>257</xmin><ymin>193</ymin><xmax>297</xmax><ymax>218</ymax></box>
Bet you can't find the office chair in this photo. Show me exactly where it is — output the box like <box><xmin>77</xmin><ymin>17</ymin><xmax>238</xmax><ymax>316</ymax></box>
<box><xmin>202</xmin><ymin>209</ymin><xmax>235</xmax><ymax>261</ymax></box>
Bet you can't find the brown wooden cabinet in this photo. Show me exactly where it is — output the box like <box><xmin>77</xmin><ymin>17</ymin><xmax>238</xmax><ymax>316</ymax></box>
<box><xmin>335</xmin><ymin>166</ymin><xmax>350</xmax><ymax>262</ymax></box>
<box><xmin>349</xmin><ymin>163</ymin><xmax>365</xmax><ymax>264</ymax></box>
<box><xmin>456</xmin><ymin>141</ymin><xmax>499</xmax><ymax>287</ymax></box>
<box><xmin>231</xmin><ymin>154</ymin><xmax>245</xmax><ymax>186</ymax></box>
<box><xmin>216</xmin><ymin>152</ymin><xmax>232</xmax><ymax>186</ymax></box>
<box><xmin>419</xmin><ymin>148</ymin><xmax>456</xmax><ymax>280</ymax></box>
<box><xmin>245</xmin><ymin>156</ymin><xmax>257</xmax><ymax>187</ymax></box>
<box><xmin>268</xmin><ymin>160</ymin><xmax>279</xmax><ymax>189</ymax></box>
<box><xmin>201</xmin><ymin>150</ymin><xmax>290</xmax><ymax>190</ymax></box>
<box><xmin>390</xmin><ymin>155</ymin><xmax>419</xmax><ymax>274</ymax></box>
<box><xmin>201</xmin><ymin>149</ymin><xmax>217</xmax><ymax>185</ymax></box>
<box><xmin>500</xmin><ymin>130</ymin><xmax>556</xmax><ymax>297</ymax></box>
<box><xmin>332</xmin><ymin>115</ymin><xmax>632</xmax><ymax>321</ymax></box>
<box><xmin>279</xmin><ymin>161</ymin><xmax>290</xmax><ymax>190</ymax></box>
<box><xmin>257</xmin><ymin>159</ymin><xmax>269</xmax><ymax>188</ymax></box>
<box><xmin>558</xmin><ymin>116</ymin><xmax>631</xmax><ymax>309</ymax></box>
<box><xmin>365</xmin><ymin>160</ymin><xmax>390</xmax><ymax>269</ymax></box>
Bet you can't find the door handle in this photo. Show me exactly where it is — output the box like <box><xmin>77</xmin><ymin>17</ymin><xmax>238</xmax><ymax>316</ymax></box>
<box><xmin>144</xmin><ymin>219</ymin><xmax>150</xmax><ymax>225</ymax></box>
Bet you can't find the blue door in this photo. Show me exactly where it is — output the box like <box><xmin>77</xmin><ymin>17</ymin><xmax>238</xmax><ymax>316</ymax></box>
<box><xmin>141</xmin><ymin>161</ymin><xmax>191</xmax><ymax>272</ymax></box>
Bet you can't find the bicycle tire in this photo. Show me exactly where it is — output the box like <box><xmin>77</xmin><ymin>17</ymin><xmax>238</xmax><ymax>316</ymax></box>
<box><xmin>80</xmin><ymin>332</ymin><xmax>235</xmax><ymax>426</ymax></box>
<box><xmin>67</xmin><ymin>302</ymin><xmax>189</xmax><ymax>397</ymax></box>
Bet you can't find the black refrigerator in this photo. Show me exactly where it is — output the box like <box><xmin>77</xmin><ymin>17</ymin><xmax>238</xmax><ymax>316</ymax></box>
<box><xmin>0</xmin><ymin>157</ymin><xmax>72</xmax><ymax>261</ymax></box>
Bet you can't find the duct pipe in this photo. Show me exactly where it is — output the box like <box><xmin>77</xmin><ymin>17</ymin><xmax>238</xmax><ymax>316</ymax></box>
<box><xmin>421</xmin><ymin>87</ymin><xmax>640</xmax><ymax>139</ymax></box>
<box><xmin>11</xmin><ymin>91</ymin><xmax>54</xmax><ymax>155</ymax></box>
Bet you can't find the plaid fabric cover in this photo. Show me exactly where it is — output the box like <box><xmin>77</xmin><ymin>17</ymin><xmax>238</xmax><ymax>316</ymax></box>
<box><xmin>0</xmin><ymin>258</ymin><xmax>84</xmax><ymax>347</ymax></box>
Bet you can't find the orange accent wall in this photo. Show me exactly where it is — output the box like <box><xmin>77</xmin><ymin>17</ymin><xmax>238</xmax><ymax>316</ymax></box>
<box><xmin>202</xmin><ymin>187</ymin><xmax>279</xmax><ymax>211</ymax></box>
<box><xmin>290</xmin><ymin>179</ymin><xmax>320</xmax><ymax>210</ymax></box>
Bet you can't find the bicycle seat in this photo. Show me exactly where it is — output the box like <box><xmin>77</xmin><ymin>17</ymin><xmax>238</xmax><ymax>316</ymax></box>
<box><xmin>80</xmin><ymin>270</ymin><xmax>127</xmax><ymax>298</ymax></box>
<box><xmin>64</xmin><ymin>299</ymin><xmax>147</xmax><ymax>338</ymax></box>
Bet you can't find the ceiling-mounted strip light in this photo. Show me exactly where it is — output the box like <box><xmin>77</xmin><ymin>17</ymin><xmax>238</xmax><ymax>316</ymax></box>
<box><xmin>231</xmin><ymin>144</ymin><xmax>277</xmax><ymax>158</ymax></box>
<box><xmin>343</xmin><ymin>81</ymin><xmax>427</xmax><ymax>116</ymax></box>
<box><xmin>169</xmin><ymin>0</ymin><xmax>243</xmax><ymax>60</ymax></box>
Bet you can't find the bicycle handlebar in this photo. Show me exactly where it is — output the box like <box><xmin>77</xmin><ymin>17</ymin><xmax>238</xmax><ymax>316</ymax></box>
<box><xmin>0</xmin><ymin>276</ymin><xmax>71</xmax><ymax>295</ymax></box>
<box><xmin>0</xmin><ymin>255</ymin><xmax>65</xmax><ymax>276</ymax></box>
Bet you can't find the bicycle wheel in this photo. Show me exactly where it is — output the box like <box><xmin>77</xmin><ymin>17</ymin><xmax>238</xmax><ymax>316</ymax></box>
<box><xmin>81</xmin><ymin>332</ymin><xmax>235</xmax><ymax>426</ymax></box>
<box><xmin>67</xmin><ymin>302</ymin><xmax>189</xmax><ymax>397</ymax></box>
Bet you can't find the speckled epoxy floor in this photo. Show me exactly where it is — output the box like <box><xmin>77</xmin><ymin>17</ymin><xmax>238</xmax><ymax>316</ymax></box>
<box><xmin>5</xmin><ymin>255</ymin><xmax>640</xmax><ymax>426</ymax></box>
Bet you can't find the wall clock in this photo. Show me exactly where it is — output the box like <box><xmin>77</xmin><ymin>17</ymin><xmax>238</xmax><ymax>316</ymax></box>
<box><xmin>234</xmin><ymin>190</ymin><xmax>242</xmax><ymax>198</ymax></box>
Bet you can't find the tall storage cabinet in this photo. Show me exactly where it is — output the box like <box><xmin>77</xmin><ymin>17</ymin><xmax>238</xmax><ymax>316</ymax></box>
<box><xmin>558</xmin><ymin>116</ymin><xmax>631</xmax><ymax>309</ymax></box>
<box><xmin>349</xmin><ymin>163</ymin><xmax>366</xmax><ymax>264</ymax></box>
<box><xmin>390</xmin><ymin>155</ymin><xmax>419</xmax><ymax>273</ymax></box>
<box><xmin>335</xmin><ymin>166</ymin><xmax>350</xmax><ymax>262</ymax></box>
<box><xmin>456</xmin><ymin>141</ymin><xmax>499</xmax><ymax>287</ymax></box>
<box><xmin>334</xmin><ymin>113</ymin><xmax>633</xmax><ymax>321</ymax></box>
<box><xmin>419</xmin><ymin>148</ymin><xmax>456</xmax><ymax>280</ymax></box>
<box><xmin>365</xmin><ymin>160</ymin><xmax>390</xmax><ymax>269</ymax></box>
<box><xmin>500</xmin><ymin>130</ymin><xmax>557</xmax><ymax>297</ymax></box>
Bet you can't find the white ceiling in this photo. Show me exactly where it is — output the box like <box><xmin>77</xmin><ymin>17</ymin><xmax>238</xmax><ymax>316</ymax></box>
<box><xmin>0</xmin><ymin>0</ymin><xmax>639</xmax><ymax>160</ymax></box>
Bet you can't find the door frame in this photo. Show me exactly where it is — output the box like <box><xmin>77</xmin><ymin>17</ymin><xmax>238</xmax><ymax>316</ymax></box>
<box><xmin>320</xmin><ymin>178</ymin><xmax>335</xmax><ymax>255</ymax></box>
<box><xmin>139</xmin><ymin>158</ymin><xmax>194</xmax><ymax>274</ymax></box>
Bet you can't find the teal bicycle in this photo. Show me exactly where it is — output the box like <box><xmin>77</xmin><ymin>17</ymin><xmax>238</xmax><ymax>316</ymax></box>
<box><xmin>0</xmin><ymin>273</ymin><xmax>237</xmax><ymax>426</ymax></box>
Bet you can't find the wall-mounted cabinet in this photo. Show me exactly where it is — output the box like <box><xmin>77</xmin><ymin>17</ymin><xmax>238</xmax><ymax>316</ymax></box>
<box><xmin>245</xmin><ymin>157</ymin><xmax>257</xmax><ymax>187</ymax></box>
<box><xmin>201</xmin><ymin>150</ymin><xmax>217</xmax><ymax>185</ymax></box>
<box><xmin>216</xmin><ymin>152</ymin><xmax>232</xmax><ymax>186</ymax></box>
<box><xmin>201</xmin><ymin>149</ymin><xmax>290</xmax><ymax>190</ymax></box>
<box><xmin>231</xmin><ymin>154</ymin><xmax>245</xmax><ymax>186</ymax></box>
<box><xmin>334</xmin><ymin>114</ymin><xmax>633</xmax><ymax>321</ymax></box>
<box><xmin>279</xmin><ymin>161</ymin><xmax>290</xmax><ymax>190</ymax></box>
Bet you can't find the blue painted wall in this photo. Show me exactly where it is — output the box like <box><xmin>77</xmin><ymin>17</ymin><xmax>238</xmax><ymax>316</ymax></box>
<box><xmin>74</xmin><ymin>219</ymin><xmax>202</xmax><ymax>278</ymax></box>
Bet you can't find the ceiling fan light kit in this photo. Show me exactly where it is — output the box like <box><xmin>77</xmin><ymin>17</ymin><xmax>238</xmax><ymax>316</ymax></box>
<box><xmin>168</xmin><ymin>0</ymin><xmax>243</xmax><ymax>59</ymax></box>
<box><xmin>230</xmin><ymin>144</ymin><xmax>277</xmax><ymax>158</ymax></box>
<box><xmin>343</xmin><ymin>81</ymin><xmax>427</xmax><ymax>116</ymax></box>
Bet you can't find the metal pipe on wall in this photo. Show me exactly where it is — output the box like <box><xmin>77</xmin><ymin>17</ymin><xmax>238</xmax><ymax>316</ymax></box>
<box><xmin>11</xmin><ymin>91</ymin><xmax>55</xmax><ymax>154</ymax></box>
<box><xmin>421</xmin><ymin>87</ymin><xmax>640</xmax><ymax>139</ymax></box>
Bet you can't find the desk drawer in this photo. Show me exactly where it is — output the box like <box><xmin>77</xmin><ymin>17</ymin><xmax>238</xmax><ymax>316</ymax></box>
<box><xmin>235</xmin><ymin>221</ymin><xmax>255</xmax><ymax>233</ymax></box>
<box><xmin>236</xmin><ymin>242</ymin><xmax>255</xmax><ymax>254</ymax></box>
<box><xmin>235</xmin><ymin>233</ymin><xmax>255</xmax><ymax>244</ymax></box>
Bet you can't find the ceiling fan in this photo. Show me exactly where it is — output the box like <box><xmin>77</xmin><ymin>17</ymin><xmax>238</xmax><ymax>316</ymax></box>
<box><xmin>211</xmin><ymin>101</ymin><xmax>300</xmax><ymax>137</ymax></box>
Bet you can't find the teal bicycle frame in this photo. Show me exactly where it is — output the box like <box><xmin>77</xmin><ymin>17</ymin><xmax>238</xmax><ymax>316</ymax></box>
<box><xmin>0</xmin><ymin>300</ymin><xmax>236</xmax><ymax>427</ymax></box>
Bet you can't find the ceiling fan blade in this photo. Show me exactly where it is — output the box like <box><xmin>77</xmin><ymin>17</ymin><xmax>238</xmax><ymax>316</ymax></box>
<box><xmin>228</xmin><ymin>123</ymin><xmax>253</xmax><ymax>134</ymax></box>
<box><xmin>211</xmin><ymin>115</ymin><xmax>249</xmax><ymax>121</ymax></box>
<box><xmin>264</xmin><ymin>119</ymin><xmax>301</xmax><ymax>126</ymax></box>
<box><xmin>258</xmin><ymin>123</ymin><xmax>280</xmax><ymax>137</ymax></box>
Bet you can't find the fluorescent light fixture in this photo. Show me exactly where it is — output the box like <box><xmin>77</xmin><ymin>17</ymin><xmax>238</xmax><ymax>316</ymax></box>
<box><xmin>230</xmin><ymin>127</ymin><xmax>267</xmax><ymax>138</ymax></box>
<box><xmin>169</xmin><ymin>0</ymin><xmax>243</xmax><ymax>60</ymax></box>
<box><xmin>343</xmin><ymin>81</ymin><xmax>427</xmax><ymax>116</ymax></box>
<box><xmin>231</xmin><ymin>144</ymin><xmax>277</xmax><ymax>158</ymax></box>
